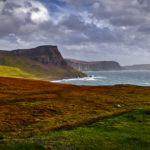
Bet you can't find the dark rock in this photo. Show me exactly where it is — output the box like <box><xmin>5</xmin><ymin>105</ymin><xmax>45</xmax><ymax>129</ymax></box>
<box><xmin>12</xmin><ymin>45</ymin><xmax>69</xmax><ymax>69</ymax></box>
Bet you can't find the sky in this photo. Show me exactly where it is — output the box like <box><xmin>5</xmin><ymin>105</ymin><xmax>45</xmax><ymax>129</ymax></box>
<box><xmin>0</xmin><ymin>0</ymin><xmax>150</xmax><ymax>65</ymax></box>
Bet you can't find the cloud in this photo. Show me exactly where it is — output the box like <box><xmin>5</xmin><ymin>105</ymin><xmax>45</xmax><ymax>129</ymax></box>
<box><xmin>0</xmin><ymin>0</ymin><xmax>150</xmax><ymax>65</ymax></box>
<box><xmin>109</xmin><ymin>16</ymin><xmax>146</xmax><ymax>27</ymax></box>
<box><xmin>0</xmin><ymin>0</ymin><xmax>50</xmax><ymax>36</ymax></box>
<box><xmin>138</xmin><ymin>24</ymin><xmax>150</xmax><ymax>33</ymax></box>
<box><xmin>137</xmin><ymin>0</ymin><xmax>150</xmax><ymax>9</ymax></box>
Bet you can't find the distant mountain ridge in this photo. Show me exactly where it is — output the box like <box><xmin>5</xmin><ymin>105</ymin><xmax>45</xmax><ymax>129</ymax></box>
<box><xmin>123</xmin><ymin>64</ymin><xmax>150</xmax><ymax>70</ymax></box>
<box><xmin>65</xmin><ymin>59</ymin><xmax>122</xmax><ymax>71</ymax></box>
<box><xmin>0</xmin><ymin>46</ymin><xmax>86</xmax><ymax>80</ymax></box>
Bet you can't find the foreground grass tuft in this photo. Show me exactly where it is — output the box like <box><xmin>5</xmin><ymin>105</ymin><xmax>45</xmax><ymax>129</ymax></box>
<box><xmin>30</xmin><ymin>108</ymin><xmax>150</xmax><ymax>150</ymax></box>
<box><xmin>1</xmin><ymin>108</ymin><xmax>150</xmax><ymax>150</ymax></box>
<box><xmin>0</xmin><ymin>143</ymin><xmax>46</xmax><ymax>150</ymax></box>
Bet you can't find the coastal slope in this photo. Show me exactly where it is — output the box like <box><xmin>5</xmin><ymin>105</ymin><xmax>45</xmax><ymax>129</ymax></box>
<box><xmin>0</xmin><ymin>46</ymin><xmax>86</xmax><ymax>80</ymax></box>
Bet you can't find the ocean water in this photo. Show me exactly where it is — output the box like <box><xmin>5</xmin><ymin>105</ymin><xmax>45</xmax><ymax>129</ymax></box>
<box><xmin>52</xmin><ymin>70</ymin><xmax>150</xmax><ymax>86</ymax></box>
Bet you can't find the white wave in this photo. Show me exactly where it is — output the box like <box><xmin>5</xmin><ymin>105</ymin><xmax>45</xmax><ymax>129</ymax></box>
<box><xmin>63</xmin><ymin>76</ymin><xmax>95</xmax><ymax>82</ymax></box>
<box><xmin>143</xmin><ymin>82</ymin><xmax>150</xmax><ymax>85</ymax></box>
<box><xmin>51</xmin><ymin>75</ymin><xmax>107</xmax><ymax>83</ymax></box>
<box><xmin>51</xmin><ymin>80</ymin><xmax>62</xmax><ymax>83</ymax></box>
<box><xmin>94</xmin><ymin>76</ymin><xmax>107</xmax><ymax>79</ymax></box>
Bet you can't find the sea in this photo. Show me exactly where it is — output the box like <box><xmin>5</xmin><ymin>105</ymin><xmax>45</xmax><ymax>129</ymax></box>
<box><xmin>52</xmin><ymin>70</ymin><xmax>150</xmax><ymax>86</ymax></box>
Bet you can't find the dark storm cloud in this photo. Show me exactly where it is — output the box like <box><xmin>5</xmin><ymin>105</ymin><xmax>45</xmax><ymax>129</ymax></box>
<box><xmin>60</xmin><ymin>15</ymin><xmax>85</xmax><ymax>31</ymax></box>
<box><xmin>109</xmin><ymin>16</ymin><xmax>146</xmax><ymax>27</ymax></box>
<box><xmin>58</xmin><ymin>0</ymin><xmax>150</xmax><ymax>64</ymax></box>
<box><xmin>44</xmin><ymin>14</ymin><xmax>124</xmax><ymax>45</ymax></box>
<box><xmin>63</xmin><ymin>0</ymin><xmax>149</xmax><ymax>27</ymax></box>
<box><xmin>1</xmin><ymin>3</ymin><xmax>21</xmax><ymax>15</ymax></box>
<box><xmin>137</xmin><ymin>0</ymin><xmax>150</xmax><ymax>8</ymax></box>
<box><xmin>138</xmin><ymin>24</ymin><xmax>150</xmax><ymax>33</ymax></box>
<box><xmin>0</xmin><ymin>0</ymin><xmax>150</xmax><ymax>65</ymax></box>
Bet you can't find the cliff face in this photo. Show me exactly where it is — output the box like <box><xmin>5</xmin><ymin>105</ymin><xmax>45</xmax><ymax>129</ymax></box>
<box><xmin>12</xmin><ymin>46</ymin><xmax>69</xmax><ymax>68</ymax></box>
<box><xmin>0</xmin><ymin>46</ymin><xmax>86</xmax><ymax>80</ymax></box>
<box><xmin>66</xmin><ymin>59</ymin><xmax>122</xmax><ymax>71</ymax></box>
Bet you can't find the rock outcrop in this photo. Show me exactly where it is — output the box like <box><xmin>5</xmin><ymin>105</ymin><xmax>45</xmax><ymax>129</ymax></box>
<box><xmin>65</xmin><ymin>59</ymin><xmax>122</xmax><ymax>71</ymax></box>
<box><xmin>12</xmin><ymin>46</ymin><xmax>69</xmax><ymax>68</ymax></box>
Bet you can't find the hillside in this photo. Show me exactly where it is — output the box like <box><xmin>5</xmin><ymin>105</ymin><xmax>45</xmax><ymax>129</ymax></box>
<box><xmin>0</xmin><ymin>77</ymin><xmax>150</xmax><ymax>149</ymax></box>
<box><xmin>123</xmin><ymin>64</ymin><xmax>150</xmax><ymax>70</ymax></box>
<box><xmin>0</xmin><ymin>65</ymin><xmax>32</xmax><ymax>77</ymax></box>
<box><xmin>65</xmin><ymin>59</ymin><xmax>122</xmax><ymax>71</ymax></box>
<box><xmin>0</xmin><ymin>46</ymin><xmax>86</xmax><ymax>80</ymax></box>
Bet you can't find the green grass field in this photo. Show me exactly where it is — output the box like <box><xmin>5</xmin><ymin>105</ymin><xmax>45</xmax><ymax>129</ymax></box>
<box><xmin>0</xmin><ymin>77</ymin><xmax>150</xmax><ymax>150</ymax></box>
<box><xmin>1</xmin><ymin>108</ymin><xmax>150</xmax><ymax>150</ymax></box>
<box><xmin>0</xmin><ymin>65</ymin><xmax>33</xmax><ymax>78</ymax></box>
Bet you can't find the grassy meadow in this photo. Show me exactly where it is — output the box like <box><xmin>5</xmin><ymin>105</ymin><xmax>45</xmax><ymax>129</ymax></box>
<box><xmin>0</xmin><ymin>65</ymin><xmax>33</xmax><ymax>78</ymax></box>
<box><xmin>0</xmin><ymin>77</ymin><xmax>150</xmax><ymax>149</ymax></box>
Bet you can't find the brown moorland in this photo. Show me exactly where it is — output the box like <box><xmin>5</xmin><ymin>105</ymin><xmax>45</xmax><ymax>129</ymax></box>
<box><xmin>0</xmin><ymin>77</ymin><xmax>150</xmax><ymax>139</ymax></box>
